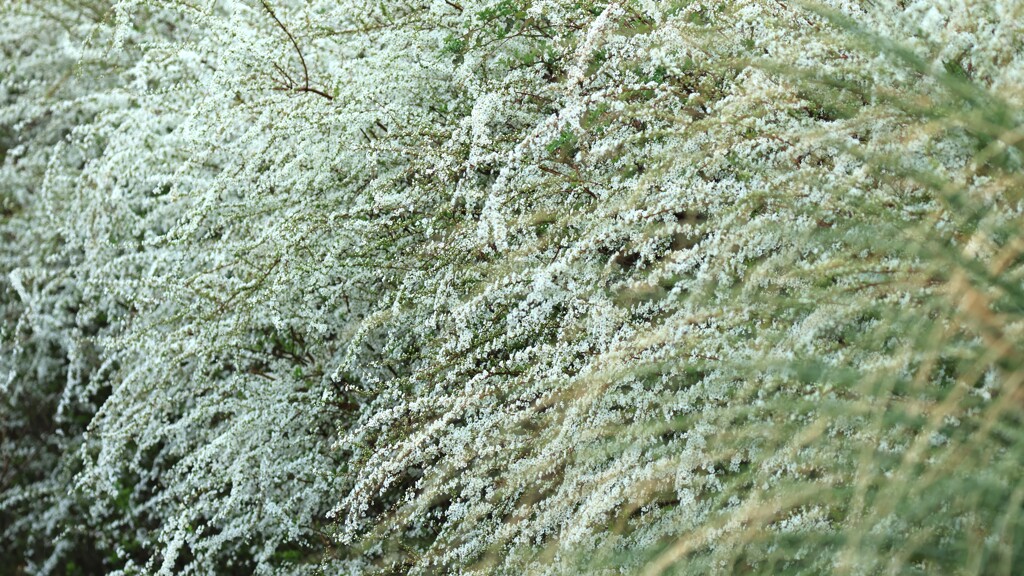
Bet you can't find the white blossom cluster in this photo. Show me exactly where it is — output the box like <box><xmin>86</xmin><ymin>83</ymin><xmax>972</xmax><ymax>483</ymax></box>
<box><xmin>1</xmin><ymin>0</ymin><xmax>1022</xmax><ymax>574</ymax></box>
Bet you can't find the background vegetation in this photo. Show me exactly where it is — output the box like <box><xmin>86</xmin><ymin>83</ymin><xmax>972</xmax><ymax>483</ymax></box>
<box><xmin>1</xmin><ymin>0</ymin><xmax>1021</xmax><ymax>574</ymax></box>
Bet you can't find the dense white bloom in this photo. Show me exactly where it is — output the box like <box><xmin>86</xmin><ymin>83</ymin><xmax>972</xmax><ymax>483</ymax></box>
<box><xmin>1</xmin><ymin>0</ymin><xmax>1022</xmax><ymax>574</ymax></box>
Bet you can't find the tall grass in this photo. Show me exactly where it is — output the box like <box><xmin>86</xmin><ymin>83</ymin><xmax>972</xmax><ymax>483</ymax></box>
<box><xmin>561</xmin><ymin>7</ymin><xmax>1024</xmax><ymax>574</ymax></box>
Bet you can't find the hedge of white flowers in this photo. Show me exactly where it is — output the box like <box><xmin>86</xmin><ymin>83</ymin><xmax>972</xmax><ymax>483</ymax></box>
<box><xmin>2</xmin><ymin>1</ymin><xmax>1022</xmax><ymax>574</ymax></box>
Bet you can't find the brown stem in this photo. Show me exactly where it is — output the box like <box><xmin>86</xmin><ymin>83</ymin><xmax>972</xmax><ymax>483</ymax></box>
<box><xmin>272</xmin><ymin>61</ymin><xmax>296</xmax><ymax>87</ymax></box>
<box><xmin>260</xmin><ymin>0</ymin><xmax>333</xmax><ymax>101</ymax></box>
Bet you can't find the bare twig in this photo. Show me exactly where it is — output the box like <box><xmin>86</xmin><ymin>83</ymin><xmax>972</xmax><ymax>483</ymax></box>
<box><xmin>272</xmin><ymin>61</ymin><xmax>296</xmax><ymax>88</ymax></box>
<box><xmin>260</xmin><ymin>0</ymin><xmax>333</xmax><ymax>101</ymax></box>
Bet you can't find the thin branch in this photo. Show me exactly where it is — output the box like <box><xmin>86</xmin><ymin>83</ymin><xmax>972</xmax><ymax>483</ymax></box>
<box><xmin>297</xmin><ymin>86</ymin><xmax>336</xmax><ymax>101</ymax></box>
<box><xmin>260</xmin><ymin>0</ymin><xmax>333</xmax><ymax>101</ymax></box>
<box><xmin>260</xmin><ymin>0</ymin><xmax>309</xmax><ymax>87</ymax></box>
<box><xmin>272</xmin><ymin>61</ymin><xmax>296</xmax><ymax>87</ymax></box>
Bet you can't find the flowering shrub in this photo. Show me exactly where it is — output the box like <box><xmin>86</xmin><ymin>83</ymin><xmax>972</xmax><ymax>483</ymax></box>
<box><xmin>2</xmin><ymin>0</ymin><xmax>1022</xmax><ymax>574</ymax></box>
